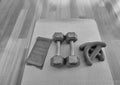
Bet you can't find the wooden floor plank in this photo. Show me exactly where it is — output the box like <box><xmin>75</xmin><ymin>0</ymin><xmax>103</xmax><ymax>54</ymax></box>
<box><xmin>9</xmin><ymin>39</ymin><xmax>27</xmax><ymax>85</ymax></box>
<box><xmin>105</xmin><ymin>41</ymin><xmax>120</xmax><ymax>85</ymax></box>
<box><xmin>35</xmin><ymin>0</ymin><xmax>44</xmax><ymax>20</ymax></box>
<box><xmin>0</xmin><ymin>0</ymin><xmax>24</xmax><ymax>58</ymax></box>
<box><xmin>16</xmin><ymin>1</ymin><xmax>39</xmax><ymax>85</ymax></box>
<box><xmin>0</xmin><ymin>8</ymin><xmax>27</xmax><ymax>73</ymax></box>
<box><xmin>18</xmin><ymin>0</ymin><xmax>35</xmax><ymax>38</ymax></box>
<box><xmin>56</xmin><ymin>0</ymin><xmax>61</xmax><ymax>20</ymax></box>
<box><xmin>0</xmin><ymin>7</ymin><xmax>29</xmax><ymax>85</ymax></box>
<box><xmin>46</xmin><ymin>0</ymin><xmax>58</xmax><ymax>19</ymax></box>
<box><xmin>0</xmin><ymin>0</ymin><xmax>16</xmax><ymax>22</ymax></box>
<box><xmin>70</xmin><ymin>0</ymin><xmax>79</xmax><ymax>18</ymax></box>
<box><xmin>0</xmin><ymin>40</ymin><xmax>20</xmax><ymax>85</ymax></box>
<box><xmin>40</xmin><ymin>0</ymin><xmax>49</xmax><ymax>19</ymax></box>
<box><xmin>60</xmin><ymin>0</ymin><xmax>71</xmax><ymax>19</ymax></box>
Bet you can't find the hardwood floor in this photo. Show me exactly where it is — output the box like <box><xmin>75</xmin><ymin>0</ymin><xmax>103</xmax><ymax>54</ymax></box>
<box><xmin>0</xmin><ymin>0</ymin><xmax>23</xmax><ymax>50</ymax></box>
<box><xmin>0</xmin><ymin>0</ymin><xmax>120</xmax><ymax>85</ymax></box>
<box><xmin>92</xmin><ymin>2</ymin><xmax>120</xmax><ymax>85</ymax></box>
<box><xmin>0</xmin><ymin>0</ymin><xmax>36</xmax><ymax>85</ymax></box>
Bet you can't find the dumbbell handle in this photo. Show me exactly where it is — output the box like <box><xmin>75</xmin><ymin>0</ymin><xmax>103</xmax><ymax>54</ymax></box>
<box><xmin>70</xmin><ymin>41</ymin><xmax>74</xmax><ymax>56</ymax></box>
<box><xmin>56</xmin><ymin>41</ymin><xmax>61</xmax><ymax>55</ymax></box>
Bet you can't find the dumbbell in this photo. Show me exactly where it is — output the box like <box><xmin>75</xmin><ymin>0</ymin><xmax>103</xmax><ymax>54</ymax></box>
<box><xmin>65</xmin><ymin>32</ymin><xmax>80</xmax><ymax>67</ymax></box>
<box><xmin>50</xmin><ymin>32</ymin><xmax>65</xmax><ymax>68</ymax></box>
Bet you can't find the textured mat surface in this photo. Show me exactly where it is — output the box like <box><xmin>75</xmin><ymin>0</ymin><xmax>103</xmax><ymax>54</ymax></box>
<box><xmin>21</xmin><ymin>20</ymin><xmax>114</xmax><ymax>85</ymax></box>
<box><xmin>27</xmin><ymin>37</ymin><xmax>52</xmax><ymax>69</ymax></box>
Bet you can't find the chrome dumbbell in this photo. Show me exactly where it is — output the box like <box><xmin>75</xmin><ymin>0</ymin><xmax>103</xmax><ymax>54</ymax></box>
<box><xmin>50</xmin><ymin>32</ymin><xmax>65</xmax><ymax>68</ymax></box>
<box><xmin>65</xmin><ymin>32</ymin><xmax>80</xmax><ymax>67</ymax></box>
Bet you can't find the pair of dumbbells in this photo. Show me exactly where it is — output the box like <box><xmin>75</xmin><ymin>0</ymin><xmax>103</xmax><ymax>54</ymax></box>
<box><xmin>50</xmin><ymin>32</ymin><xmax>80</xmax><ymax>68</ymax></box>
